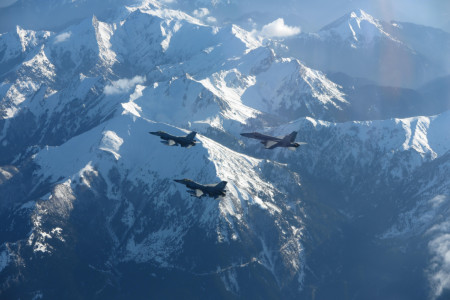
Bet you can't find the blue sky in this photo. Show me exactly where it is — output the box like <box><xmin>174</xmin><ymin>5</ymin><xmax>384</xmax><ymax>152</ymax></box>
<box><xmin>0</xmin><ymin>0</ymin><xmax>17</xmax><ymax>8</ymax></box>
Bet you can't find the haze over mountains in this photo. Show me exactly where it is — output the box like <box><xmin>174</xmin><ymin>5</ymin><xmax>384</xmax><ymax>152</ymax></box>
<box><xmin>283</xmin><ymin>9</ymin><xmax>450</xmax><ymax>88</ymax></box>
<box><xmin>0</xmin><ymin>1</ymin><xmax>449</xmax><ymax>299</ymax></box>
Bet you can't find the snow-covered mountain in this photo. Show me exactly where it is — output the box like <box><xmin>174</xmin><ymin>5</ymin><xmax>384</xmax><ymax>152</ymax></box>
<box><xmin>0</xmin><ymin>1</ymin><xmax>449</xmax><ymax>299</ymax></box>
<box><xmin>284</xmin><ymin>9</ymin><xmax>450</xmax><ymax>88</ymax></box>
<box><xmin>320</xmin><ymin>9</ymin><xmax>397</xmax><ymax>43</ymax></box>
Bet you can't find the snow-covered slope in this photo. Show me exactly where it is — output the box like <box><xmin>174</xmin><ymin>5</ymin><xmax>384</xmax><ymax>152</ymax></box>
<box><xmin>1</xmin><ymin>109</ymin><xmax>306</xmax><ymax>298</ymax></box>
<box><xmin>0</xmin><ymin>26</ymin><xmax>51</xmax><ymax>68</ymax></box>
<box><xmin>319</xmin><ymin>9</ymin><xmax>398</xmax><ymax>44</ymax></box>
<box><xmin>380</xmin><ymin>152</ymin><xmax>450</xmax><ymax>299</ymax></box>
<box><xmin>0</xmin><ymin>4</ymin><xmax>357</xmax><ymax>166</ymax></box>
<box><xmin>242</xmin><ymin>110</ymin><xmax>450</xmax><ymax>192</ymax></box>
<box><xmin>0</xmin><ymin>3</ymin><xmax>309</xmax><ymax>297</ymax></box>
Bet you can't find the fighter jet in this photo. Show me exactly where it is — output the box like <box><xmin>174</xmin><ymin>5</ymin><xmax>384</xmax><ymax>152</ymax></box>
<box><xmin>240</xmin><ymin>131</ymin><xmax>306</xmax><ymax>150</ymax></box>
<box><xmin>174</xmin><ymin>179</ymin><xmax>227</xmax><ymax>198</ymax></box>
<box><xmin>149</xmin><ymin>130</ymin><xmax>197</xmax><ymax>148</ymax></box>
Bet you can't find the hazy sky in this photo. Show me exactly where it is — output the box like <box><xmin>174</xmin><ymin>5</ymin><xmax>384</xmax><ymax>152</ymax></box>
<box><xmin>0</xmin><ymin>0</ymin><xmax>448</xmax><ymax>33</ymax></box>
<box><xmin>218</xmin><ymin>0</ymin><xmax>450</xmax><ymax>32</ymax></box>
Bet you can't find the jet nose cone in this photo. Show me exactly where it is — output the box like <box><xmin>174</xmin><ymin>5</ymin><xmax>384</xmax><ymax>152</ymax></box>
<box><xmin>174</xmin><ymin>179</ymin><xmax>184</xmax><ymax>183</ymax></box>
<box><xmin>149</xmin><ymin>131</ymin><xmax>158</xmax><ymax>135</ymax></box>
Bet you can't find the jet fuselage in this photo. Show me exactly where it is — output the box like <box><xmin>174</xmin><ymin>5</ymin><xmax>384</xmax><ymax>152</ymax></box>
<box><xmin>174</xmin><ymin>179</ymin><xmax>227</xmax><ymax>198</ymax></box>
<box><xmin>240</xmin><ymin>131</ymin><xmax>305</xmax><ymax>150</ymax></box>
<box><xmin>149</xmin><ymin>130</ymin><xmax>197</xmax><ymax>147</ymax></box>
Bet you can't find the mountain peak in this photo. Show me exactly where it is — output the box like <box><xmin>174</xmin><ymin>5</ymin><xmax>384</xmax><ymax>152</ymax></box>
<box><xmin>349</xmin><ymin>9</ymin><xmax>372</xmax><ymax>20</ymax></box>
<box><xmin>320</xmin><ymin>9</ymin><xmax>397</xmax><ymax>44</ymax></box>
<box><xmin>348</xmin><ymin>9</ymin><xmax>381</xmax><ymax>30</ymax></box>
<box><xmin>321</xmin><ymin>9</ymin><xmax>376</xmax><ymax>29</ymax></box>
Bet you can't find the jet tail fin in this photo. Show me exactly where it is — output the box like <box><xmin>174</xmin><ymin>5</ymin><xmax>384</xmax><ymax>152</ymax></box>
<box><xmin>215</xmin><ymin>181</ymin><xmax>227</xmax><ymax>190</ymax></box>
<box><xmin>288</xmin><ymin>131</ymin><xmax>297</xmax><ymax>142</ymax></box>
<box><xmin>186</xmin><ymin>131</ymin><xmax>197</xmax><ymax>141</ymax></box>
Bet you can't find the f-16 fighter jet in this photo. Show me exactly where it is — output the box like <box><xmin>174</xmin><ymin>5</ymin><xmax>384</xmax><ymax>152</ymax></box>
<box><xmin>240</xmin><ymin>131</ymin><xmax>306</xmax><ymax>150</ymax></box>
<box><xmin>174</xmin><ymin>179</ymin><xmax>227</xmax><ymax>198</ymax></box>
<box><xmin>149</xmin><ymin>130</ymin><xmax>197</xmax><ymax>148</ymax></box>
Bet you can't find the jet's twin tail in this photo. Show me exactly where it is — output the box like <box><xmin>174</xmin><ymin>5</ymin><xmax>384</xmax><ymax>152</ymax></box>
<box><xmin>287</xmin><ymin>131</ymin><xmax>297</xmax><ymax>142</ymax></box>
<box><xmin>215</xmin><ymin>181</ymin><xmax>227</xmax><ymax>190</ymax></box>
<box><xmin>186</xmin><ymin>131</ymin><xmax>197</xmax><ymax>141</ymax></box>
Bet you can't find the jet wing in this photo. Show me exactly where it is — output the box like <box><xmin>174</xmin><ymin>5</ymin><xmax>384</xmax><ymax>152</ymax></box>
<box><xmin>265</xmin><ymin>141</ymin><xmax>280</xmax><ymax>149</ymax></box>
<box><xmin>241</xmin><ymin>132</ymin><xmax>280</xmax><ymax>141</ymax></box>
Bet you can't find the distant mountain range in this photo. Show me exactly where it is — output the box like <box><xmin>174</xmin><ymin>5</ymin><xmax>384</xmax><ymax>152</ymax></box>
<box><xmin>284</xmin><ymin>9</ymin><xmax>450</xmax><ymax>88</ymax></box>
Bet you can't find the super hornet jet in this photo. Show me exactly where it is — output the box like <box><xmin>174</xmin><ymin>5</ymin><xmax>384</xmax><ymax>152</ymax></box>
<box><xmin>149</xmin><ymin>130</ymin><xmax>197</xmax><ymax>148</ymax></box>
<box><xmin>174</xmin><ymin>179</ymin><xmax>227</xmax><ymax>198</ymax></box>
<box><xmin>240</xmin><ymin>131</ymin><xmax>306</xmax><ymax>150</ymax></box>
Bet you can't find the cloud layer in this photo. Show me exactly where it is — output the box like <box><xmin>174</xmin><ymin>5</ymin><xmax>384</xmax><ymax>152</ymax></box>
<box><xmin>192</xmin><ymin>7</ymin><xmax>216</xmax><ymax>23</ymax></box>
<box><xmin>54</xmin><ymin>32</ymin><xmax>72</xmax><ymax>44</ymax></box>
<box><xmin>104</xmin><ymin>76</ymin><xmax>146</xmax><ymax>95</ymax></box>
<box><xmin>429</xmin><ymin>229</ymin><xmax>450</xmax><ymax>299</ymax></box>
<box><xmin>193</xmin><ymin>8</ymin><xmax>210</xmax><ymax>18</ymax></box>
<box><xmin>259</xmin><ymin>18</ymin><xmax>301</xmax><ymax>38</ymax></box>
